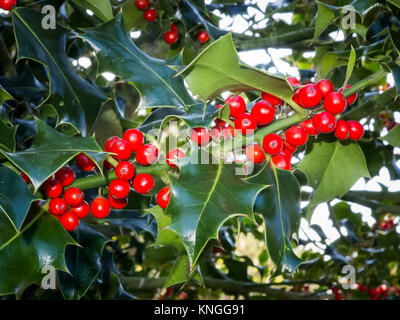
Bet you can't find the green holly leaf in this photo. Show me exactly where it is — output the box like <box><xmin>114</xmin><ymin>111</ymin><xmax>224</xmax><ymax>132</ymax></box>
<box><xmin>0</xmin><ymin>117</ymin><xmax>106</xmax><ymax>192</ymax></box>
<box><xmin>82</xmin><ymin>14</ymin><xmax>196</xmax><ymax>109</ymax></box>
<box><xmin>297</xmin><ymin>137</ymin><xmax>370</xmax><ymax>220</ymax></box>
<box><xmin>313</xmin><ymin>2</ymin><xmax>336</xmax><ymax>41</ymax></box>
<box><xmin>12</xmin><ymin>8</ymin><xmax>108</xmax><ymax>135</ymax></box>
<box><xmin>72</xmin><ymin>0</ymin><xmax>113</xmax><ymax>22</ymax></box>
<box><xmin>381</xmin><ymin>124</ymin><xmax>400</xmax><ymax>147</ymax></box>
<box><xmin>59</xmin><ymin>223</ymin><xmax>109</xmax><ymax>300</ymax></box>
<box><xmin>0</xmin><ymin>85</ymin><xmax>12</xmax><ymax>105</ymax></box>
<box><xmin>165</xmin><ymin>151</ymin><xmax>267</xmax><ymax>267</ymax></box>
<box><xmin>0</xmin><ymin>119</ymin><xmax>17</xmax><ymax>153</ymax></box>
<box><xmin>178</xmin><ymin>33</ymin><xmax>294</xmax><ymax>104</ymax></box>
<box><xmin>0</xmin><ymin>212</ymin><xmax>77</xmax><ymax>296</ymax></box>
<box><xmin>0</xmin><ymin>166</ymin><xmax>35</xmax><ymax>232</ymax></box>
<box><xmin>248</xmin><ymin>163</ymin><xmax>302</xmax><ymax>273</ymax></box>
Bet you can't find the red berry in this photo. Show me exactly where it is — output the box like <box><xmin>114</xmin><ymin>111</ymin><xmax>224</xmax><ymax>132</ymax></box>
<box><xmin>108</xmin><ymin>195</ymin><xmax>128</xmax><ymax>210</ymax></box>
<box><xmin>49</xmin><ymin>198</ymin><xmax>67</xmax><ymax>216</ymax></box>
<box><xmin>287</xmin><ymin>77</ymin><xmax>300</xmax><ymax>87</ymax></box>
<box><xmin>70</xmin><ymin>201</ymin><xmax>90</xmax><ymax>219</ymax></box>
<box><xmin>122</xmin><ymin>129</ymin><xmax>144</xmax><ymax>152</ymax></box>
<box><xmin>215</xmin><ymin>118</ymin><xmax>227</xmax><ymax>127</ymax></box>
<box><xmin>0</xmin><ymin>0</ymin><xmax>16</xmax><ymax>11</ymax></box>
<box><xmin>226</xmin><ymin>96</ymin><xmax>246</xmax><ymax>119</ymax></box>
<box><xmin>91</xmin><ymin>196</ymin><xmax>111</xmax><ymax>219</ymax></box>
<box><xmin>197</xmin><ymin>30</ymin><xmax>209</xmax><ymax>43</ymax></box>
<box><xmin>312</xmin><ymin>111</ymin><xmax>337</xmax><ymax>133</ymax></box>
<box><xmin>234</xmin><ymin>113</ymin><xmax>257</xmax><ymax>135</ymax></box>
<box><xmin>279</xmin><ymin>147</ymin><xmax>293</xmax><ymax>159</ymax></box>
<box><xmin>170</xmin><ymin>23</ymin><xmax>178</xmax><ymax>32</ymax></box>
<box><xmin>135</xmin><ymin>0</ymin><xmax>149</xmax><ymax>9</ymax></box>
<box><xmin>76</xmin><ymin>153</ymin><xmax>95</xmax><ymax>171</ymax></box>
<box><xmin>347</xmin><ymin>121</ymin><xmax>364</xmax><ymax>140</ymax></box>
<box><xmin>166</xmin><ymin>149</ymin><xmax>185</xmax><ymax>168</ymax></box>
<box><xmin>285</xmin><ymin>126</ymin><xmax>309</xmax><ymax>146</ymax></box>
<box><xmin>358</xmin><ymin>284</ymin><xmax>367</xmax><ymax>293</ymax></box>
<box><xmin>335</xmin><ymin>292</ymin><xmax>344</xmax><ymax>300</ymax></box>
<box><xmin>221</xmin><ymin>125</ymin><xmax>237</xmax><ymax>139</ymax></box>
<box><xmin>271</xmin><ymin>155</ymin><xmax>291</xmax><ymax>170</ymax></box>
<box><xmin>298</xmin><ymin>84</ymin><xmax>322</xmax><ymax>108</ymax></box>
<box><xmin>60</xmin><ymin>211</ymin><xmax>79</xmax><ymax>231</ymax></box>
<box><xmin>109</xmin><ymin>179</ymin><xmax>131</xmax><ymax>199</ymax></box>
<box><xmin>251</xmin><ymin>101</ymin><xmax>275</xmax><ymax>126</ymax></box>
<box><xmin>103</xmin><ymin>160</ymin><xmax>114</xmax><ymax>172</ymax></box>
<box><xmin>111</xmin><ymin>139</ymin><xmax>132</xmax><ymax>160</ymax></box>
<box><xmin>323</xmin><ymin>92</ymin><xmax>347</xmax><ymax>114</ymax></box>
<box><xmin>316</xmin><ymin>79</ymin><xmax>334</xmax><ymax>98</ymax></box>
<box><xmin>292</xmin><ymin>89</ymin><xmax>301</xmax><ymax>105</ymax></box>
<box><xmin>263</xmin><ymin>133</ymin><xmax>283</xmax><ymax>155</ymax></box>
<box><xmin>105</xmin><ymin>136</ymin><xmax>120</xmax><ymax>152</ymax></box>
<box><xmin>132</xmin><ymin>173</ymin><xmax>155</xmax><ymax>194</ymax></box>
<box><xmin>261</xmin><ymin>92</ymin><xmax>282</xmax><ymax>107</ymax></box>
<box><xmin>191</xmin><ymin>127</ymin><xmax>211</xmax><ymax>146</ymax></box>
<box><xmin>144</xmin><ymin>8</ymin><xmax>156</xmax><ymax>22</ymax></box>
<box><xmin>136</xmin><ymin>144</ymin><xmax>159</xmax><ymax>165</ymax></box>
<box><xmin>157</xmin><ymin>187</ymin><xmax>171</xmax><ymax>209</ymax></box>
<box><xmin>55</xmin><ymin>167</ymin><xmax>75</xmax><ymax>187</ymax></box>
<box><xmin>246</xmin><ymin>144</ymin><xmax>266</xmax><ymax>164</ymax></box>
<box><xmin>43</xmin><ymin>178</ymin><xmax>63</xmax><ymax>198</ymax></box>
<box><xmin>64</xmin><ymin>187</ymin><xmax>84</xmax><ymax>207</ymax></box>
<box><xmin>164</xmin><ymin>30</ymin><xmax>179</xmax><ymax>44</ymax></box>
<box><xmin>339</xmin><ymin>85</ymin><xmax>358</xmax><ymax>105</ymax></box>
<box><xmin>284</xmin><ymin>141</ymin><xmax>297</xmax><ymax>153</ymax></box>
<box><xmin>115</xmin><ymin>161</ymin><xmax>135</xmax><ymax>181</ymax></box>
<box><xmin>301</xmin><ymin>119</ymin><xmax>319</xmax><ymax>136</ymax></box>
<box><xmin>334</xmin><ymin>120</ymin><xmax>350</xmax><ymax>140</ymax></box>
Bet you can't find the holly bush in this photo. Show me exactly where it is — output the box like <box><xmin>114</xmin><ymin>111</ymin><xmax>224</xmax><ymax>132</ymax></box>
<box><xmin>0</xmin><ymin>0</ymin><xmax>400</xmax><ymax>301</ymax></box>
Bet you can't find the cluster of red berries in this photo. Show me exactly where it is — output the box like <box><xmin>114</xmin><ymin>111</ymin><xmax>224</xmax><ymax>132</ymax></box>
<box><xmin>379</xmin><ymin>110</ymin><xmax>397</xmax><ymax>131</ymax></box>
<box><xmin>189</xmin><ymin>77</ymin><xmax>365</xmax><ymax>172</ymax></box>
<box><xmin>164</xmin><ymin>23</ymin><xmax>179</xmax><ymax>45</ymax></box>
<box><xmin>331</xmin><ymin>286</ymin><xmax>344</xmax><ymax>300</ymax></box>
<box><xmin>23</xmin><ymin>126</ymin><xmax>185</xmax><ymax>232</ymax></box>
<box><xmin>0</xmin><ymin>0</ymin><xmax>16</xmax><ymax>11</ymax></box>
<box><xmin>135</xmin><ymin>0</ymin><xmax>157</xmax><ymax>22</ymax></box>
<box><xmin>358</xmin><ymin>283</ymin><xmax>400</xmax><ymax>300</ymax></box>
<box><xmin>378</xmin><ymin>216</ymin><xmax>395</xmax><ymax>230</ymax></box>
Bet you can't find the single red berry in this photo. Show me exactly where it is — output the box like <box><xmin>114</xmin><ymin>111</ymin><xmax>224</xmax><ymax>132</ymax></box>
<box><xmin>157</xmin><ymin>187</ymin><xmax>171</xmax><ymax>209</ymax></box>
<box><xmin>316</xmin><ymin>79</ymin><xmax>334</xmax><ymax>98</ymax></box>
<box><xmin>0</xmin><ymin>0</ymin><xmax>17</xmax><ymax>11</ymax></box>
<box><xmin>166</xmin><ymin>149</ymin><xmax>185</xmax><ymax>168</ymax></box>
<box><xmin>301</xmin><ymin>119</ymin><xmax>319</xmax><ymax>136</ymax></box>
<box><xmin>298</xmin><ymin>84</ymin><xmax>322</xmax><ymax>108</ymax></box>
<box><xmin>43</xmin><ymin>178</ymin><xmax>63</xmax><ymax>198</ymax></box>
<box><xmin>214</xmin><ymin>118</ymin><xmax>227</xmax><ymax>127</ymax></box>
<box><xmin>109</xmin><ymin>179</ymin><xmax>131</xmax><ymax>199</ymax></box>
<box><xmin>60</xmin><ymin>211</ymin><xmax>79</xmax><ymax>231</ymax></box>
<box><xmin>335</xmin><ymin>292</ymin><xmax>344</xmax><ymax>300</ymax></box>
<box><xmin>49</xmin><ymin>198</ymin><xmax>68</xmax><ymax>216</ymax></box>
<box><xmin>105</xmin><ymin>136</ymin><xmax>120</xmax><ymax>152</ymax></box>
<box><xmin>123</xmin><ymin>129</ymin><xmax>144</xmax><ymax>152</ymax></box>
<box><xmin>103</xmin><ymin>160</ymin><xmax>114</xmax><ymax>172</ymax></box>
<box><xmin>285</xmin><ymin>126</ymin><xmax>309</xmax><ymax>146</ymax></box>
<box><xmin>234</xmin><ymin>113</ymin><xmax>257</xmax><ymax>135</ymax></box>
<box><xmin>334</xmin><ymin>120</ymin><xmax>350</xmax><ymax>140</ymax></box>
<box><xmin>246</xmin><ymin>144</ymin><xmax>266</xmax><ymax>164</ymax></box>
<box><xmin>197</xmin><ymin>30</ymin><xmax>209</xmax><ymax>43</ymax></box>
<box><xmin>136</xmin><ymin>144</ymin><xmax>159</xmax><ymax>165</ymax></box>
<box><xmin>279</xmin><ymin>147</ymin><xmax>293</xmax><ymax>159</ymax></box>
<box><xmin>20</xmin><ymin>172</ymin><xmax>30</xmax><ymax>184</ymax></box>
<box><xmin>251</xmin><ymin>101</ymin><xmax>275</xmax><ymax>126</ymax></box>
<box><xmin>170</xmin><ymin>23</ymin><xmax>178</xmax><ymax>32</ymax></box>
<box><xmin>358</xmin><ymin>284</ymin><xmax>368</xmax><ymax>293</ymax></box>
<box><xmin>312</xmin><ymin>111</ymin><xmax>337</xmax><ymax>133</ymax></box>
<box><xmin>339</xmin><ymin>85</ymin><xmax>358</xmax><ymax>105</ymax></box>
<box><xmin>287</xmin><ymin>77</ymin><xmax>300</xmax><ymax>87</ymax></box>
<box><xmin>144</xmin><ymin>8</ymin><xmax>156</xmax><ymax>22</ymax></box>
<box><xmin>263</xmin><ymin>133</ymin><xmax>283</xmax><ymax>155</ymax></box>
<box><xmin>70</xmin><ymin>201</ymin><xmax>90</xmax><ymax>219</ymax></box>
<box><xmin>292</xmin><ymin>89</ymin><xmax>301</xmax><ymax>105</ymax></box>
<box><xmin>164</xmin><ymin>30</ymin><xmax>179</xmax><ymax>44</ymax></box>
<box><xmin>261</xmin><ymin>92</ymin><xmax>282</xmax><ymax>107</ymax></box>
<box><xmin>64</xmin><ymin>187</ymin><xmax>84</xmax><ymax>207</ymax></box>
<box><xmin>55</xmin><ymin>167</ymin><xmax>75</xmax><ymax>187</ymax></box>
<box><xmin>115</xmin><ymin>161</ymin><xmax>135</xmax><ymax>181</ymax></box>
<box><xmin>271</xmin><ymin>155</ymin><xmax>291</xmax><ymax>170</ymax></box>
<box><xmin>347</xmin><ymin>121</ymin><xmax>364</xmax><ymax>140</ymax></box>
<box><xmin>191</xmin><ymin>127</ymin><xmax>211</xmax><ymax>146</ymax></box>
<box><xmin>76</xmin><ymin>153</ymin><xmax>95</xmax><ymax>171</ymax></box>
<box><xmin>323</xmin><ymin>92</ymin><xmax>347</xmax><ymax>114</ymax></box>
<box><xmin>132</xmin><ymin>173</ymin><xmax>155</xmax><ymax>194</ymax></box>
<box><xmin>108</xmin><ymin>195</ymin><xmax>128</xmax><ymax>210</ymax></box>
<box><xmin>111</xmin><ymin>139</ymin><xmax>132</xmax><ymax>160</ymax></box>
<box><xmin>226</xmin><ymin>96</ymin><xmax>246</xmax><ymax>119</ymax></box>
<box><xmin>135</xmin><ymin>0</ymin><xmax>149</xmax><ymax>9</ymax></box>
<box><xmin>284</xmin><ymin>141</ymin><xmax>297</xmax><ymax>153</ymax></box>
<box><xmin>91</xmin><ymin>196</ymin><xmax>111</xmax><ymax>219</ymax></box>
